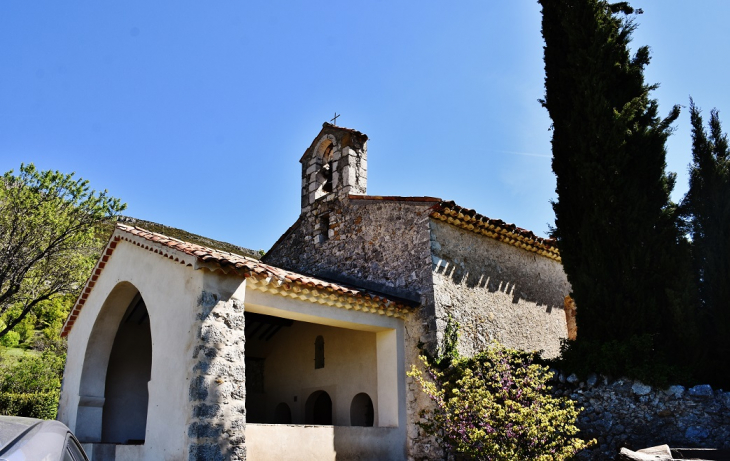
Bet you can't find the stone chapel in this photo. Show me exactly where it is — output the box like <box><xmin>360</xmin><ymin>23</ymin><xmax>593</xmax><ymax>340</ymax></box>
<box><xmin>58</xmin><ymin>123</ymin><xmax>572</xmax><ymax>460</ymax></box>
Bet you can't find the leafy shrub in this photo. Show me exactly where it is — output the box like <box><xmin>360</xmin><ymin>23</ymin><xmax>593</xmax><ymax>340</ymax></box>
<box><xmin>0</xmin><ymin>350</ymin><xmax>65</xmax><ymax>420</ymax></box>
<box><xmin>31</xmin><ymin>329</ymin><xmax>67</xmax><ymax>352</ymax></box>
<box><xmin>0</xmin><ymin>392</ymin><xmax>59</xmax><ymax>419</ymax></box>
<box><xmin>0</xmin><ymin>350</ymin><xmax>64</xmax><ymax>394</ymax></box>
<box><xmin>0</xmin><ymin>331</ymin><xmax>20</xmax><ymax>348</ymax></box>
<box><xmin>409</xmin><ymin>342</ymin><xmax>592</xmax><ymax>460</ymax></box>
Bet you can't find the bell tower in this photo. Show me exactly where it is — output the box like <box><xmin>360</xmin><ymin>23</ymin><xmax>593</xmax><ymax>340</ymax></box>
<box><xmin>300</xmin><ymin>122</ymin><xmax>368</xmax><ymax>214</ymax></box>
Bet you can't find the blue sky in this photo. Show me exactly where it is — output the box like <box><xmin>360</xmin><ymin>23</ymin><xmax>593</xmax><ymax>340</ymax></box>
<box><xmin>2</xmin><ymin>1</ymin><xmax>729</xmax><ymax>252</ymax></box>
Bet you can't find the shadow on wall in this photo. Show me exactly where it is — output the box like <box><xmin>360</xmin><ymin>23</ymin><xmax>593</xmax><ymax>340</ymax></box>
<box><xmin>432</xmin><ymin>256</ymin><xmax>562</xmax><ymax>313</ymax></box>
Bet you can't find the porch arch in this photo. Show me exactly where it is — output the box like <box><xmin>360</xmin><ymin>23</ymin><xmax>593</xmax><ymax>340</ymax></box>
<box><xmin>75</xmin><ymin>281</ymin><xmax>153</xmax><ymax>444</ymax></box>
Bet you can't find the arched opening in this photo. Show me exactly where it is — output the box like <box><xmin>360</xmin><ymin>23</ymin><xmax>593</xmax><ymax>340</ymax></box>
<box><xmin>100</xmin><ymin>292</ymin><xmax>152</xmax><ymax>444</ymax></box>
<box><xmin>273</xmin><ymin>402</ymin><xmax>292</xmax><ymax>424</ymax></box>
<box><xmin>314</xmin><ymin>138</ymin><xmax>335</xmax><ymax>200</ymax></box>
<box><xmin>305</xmin><ymin>390</ymin><xmax>332</xmax><ymax>425</ymax></box>
<box><xmin>350</xmin><ymin>393</ymin><xmax>374</xmax><ymax>427</ymax></box>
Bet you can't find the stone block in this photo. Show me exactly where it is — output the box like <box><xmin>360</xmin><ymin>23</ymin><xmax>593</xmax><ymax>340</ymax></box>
<box><xmin>685</xmin><ymin>425</ymin><xmax>710</xmax><ymax>441</ymax></box>
<box><xmin>188</xmin><ymin>422</ymin><xmax>222</xmax><ymax>439</ymax></box>
<box><xmin>664</xmin><ymin>385</ymin><xmax>685</xmax><ymax>398</ymax></box>
<box><xmin>188</xmin><ymin>443</ymin><xmax>225</xmax><ymax>461</ymax></box>
<box><xmin>689</xmin><ymin>384</ymin><xmax>714</xmax><ymax>398</ymax></box>
<box><xmin>189</xmin><ymin>375</ymin><xmax>209</xmax><ymax>401</ymax></box>
<box><xmin>632</xmin><ymin>381</ymin><xmax>652</xmax><ymax>396</ymax></box>
<box><xmin>193</xmin><ymin>403</ymin><xmax>221</xmax><ymax>418</ymax></box>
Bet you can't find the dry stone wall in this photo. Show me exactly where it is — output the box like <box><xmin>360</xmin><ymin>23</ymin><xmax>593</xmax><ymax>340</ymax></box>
<box><xmin>188</xmin><ymin>291</ymin><xmax>247</xmax><ymax>461</ymax></box>
<box><xmin>429</xmin><ymin>219</ymin><xmax>570</xmax><ymax>358</ymax></box>
<box><xmin>551</xmin><ymin>373</ymin><xmax>730</xmax><ymax>460</ymax></box>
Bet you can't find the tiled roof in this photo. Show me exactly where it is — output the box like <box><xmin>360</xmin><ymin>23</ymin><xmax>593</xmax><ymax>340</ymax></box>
<box><xmin>61</xmin><ymin>224</ymin><xmax>416</xmax><ymax>337</ymax></box>
<box><xmin>320</xmin><ymin>122</ymin><xmax>368</xmax><ymax>139</ymax></box>
<box><xmin>431</xmin><ymin>201</ymin><xmax>561</xmax><ymax>261</ymax></box>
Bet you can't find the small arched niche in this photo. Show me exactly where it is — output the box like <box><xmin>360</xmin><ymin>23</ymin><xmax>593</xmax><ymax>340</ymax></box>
<box><xmin>305</xmin><ymin>390</ymin><xmax>332</xmax><ymax>425</ymax></box>
<box><xmin>273</xmin><ymin>402</ymin><xmax>292</xmax><ymax>424</ymax></box>
<box><xmin>350</xmin><ymin>393</ymin><xmax>374</xmax><ymax>427</ymax></box>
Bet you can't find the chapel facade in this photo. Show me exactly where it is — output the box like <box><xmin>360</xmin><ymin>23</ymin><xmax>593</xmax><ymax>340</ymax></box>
<box><xmin>58</xmin><ymin>123</ymin><xmax>571</xmax><ymax>461</ymax></box>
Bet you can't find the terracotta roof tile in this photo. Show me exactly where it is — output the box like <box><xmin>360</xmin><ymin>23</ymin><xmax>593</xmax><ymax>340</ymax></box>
<box><xmin>61</xmin><ymin>224</ymin><xmax>416</xmax><ymax>337</ymax></box>
<box><xmin>431</xmin><ymin>201</ymin><xmax>561</xmax><ymax>261</ymax></box>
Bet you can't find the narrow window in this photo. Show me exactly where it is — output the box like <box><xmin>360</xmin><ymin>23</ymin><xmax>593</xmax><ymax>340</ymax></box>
<box><xmin>319</xmin><ymin>215</ymin><xmax>330</xmax><ymax>243</ymax></box>
<box><xmin>314</xmin><ymin>335</ymin><xmax>325</xmax><ymax>369</ymax></box>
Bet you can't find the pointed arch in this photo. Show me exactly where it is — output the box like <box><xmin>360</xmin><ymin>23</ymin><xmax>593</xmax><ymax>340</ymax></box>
<box><xmin>75</xmin><ymin>282</ymin><xmax>153</xmax><ymax>444</ymax></box>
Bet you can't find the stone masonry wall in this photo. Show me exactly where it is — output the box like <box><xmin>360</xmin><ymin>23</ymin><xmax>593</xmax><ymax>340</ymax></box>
<box><xmin>188</xmin><ymin>291</ymin><xmax>247</xmax><ymax>461</ymax></box>
<box><xmin>265</xmin><ymin>197</ymin><xmax>435</xmax><ymax>310</ymax></box>
<box><xmin>430</xmin><ymin>219</ymin><xmax>570</xmax><ymax>359</ymax></box>
<box><xmin>551</xmin><ymin>373</ymin><xmax>730</xmax><ymax>460</ymax></box>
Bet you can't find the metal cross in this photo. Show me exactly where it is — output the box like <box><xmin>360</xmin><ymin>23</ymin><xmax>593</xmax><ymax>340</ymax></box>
<box><xmin>330</xmin><ymin>112</ymin><xmax>340</xmax><ymax>125</ymax></box>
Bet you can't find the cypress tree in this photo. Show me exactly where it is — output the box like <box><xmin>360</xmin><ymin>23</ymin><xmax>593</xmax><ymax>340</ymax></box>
<box><xmin>539</xmin><ymin>0</ymin><xmax>694</xmax><ymax>379</ymax></box>
<box><xmin>684</xmin><ymin>100</ymin><xmax>730</xmax><ymax>385</ymax></box>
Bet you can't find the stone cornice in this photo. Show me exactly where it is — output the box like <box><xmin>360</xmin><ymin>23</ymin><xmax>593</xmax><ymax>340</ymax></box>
<box><xmin>431</xmin><ymin>205</ymin><xmax>562</xmax><ymax>262</ymax></box>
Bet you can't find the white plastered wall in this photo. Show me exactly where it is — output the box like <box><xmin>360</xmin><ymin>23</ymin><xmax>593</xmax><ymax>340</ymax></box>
<box><xmin>58</xmin><ymin>239</ymin><xmax>206</xmax><ymax>461</ymax></box>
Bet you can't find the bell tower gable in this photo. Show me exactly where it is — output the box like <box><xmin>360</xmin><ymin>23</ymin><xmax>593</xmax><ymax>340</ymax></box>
<box><xmin>300</xmin><ymin>123</ymin><xmax>368</xmax><ymax>214</ymax></box>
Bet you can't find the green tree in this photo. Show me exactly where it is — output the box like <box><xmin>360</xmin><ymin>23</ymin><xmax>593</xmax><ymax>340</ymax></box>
<box><xmin>539</xmin><ymin>0</ymin><xmax>695</xmax><ymax>377</ymax></box>
<box><xmin>0</xmin><ymin>164</ymin><xmax>125</xmax><ymax>339</ymax></box>
<box><xmin>683</xmin><ymin>100</ymin><xmax>730</xmax><ymax>385</ymax></box>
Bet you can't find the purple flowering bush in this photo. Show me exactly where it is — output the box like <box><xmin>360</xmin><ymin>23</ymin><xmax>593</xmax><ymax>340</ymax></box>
<box><xmin>409</xmin><ymin>343</ymin><xmax>592</xmax><ymax>460</ymax></box>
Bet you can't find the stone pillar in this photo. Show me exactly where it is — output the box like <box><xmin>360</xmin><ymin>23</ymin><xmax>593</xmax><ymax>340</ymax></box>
<box><xmin>188</xmin><ymin>291</ymin><xmax>246</xmax><ymax>461</ymax></box>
